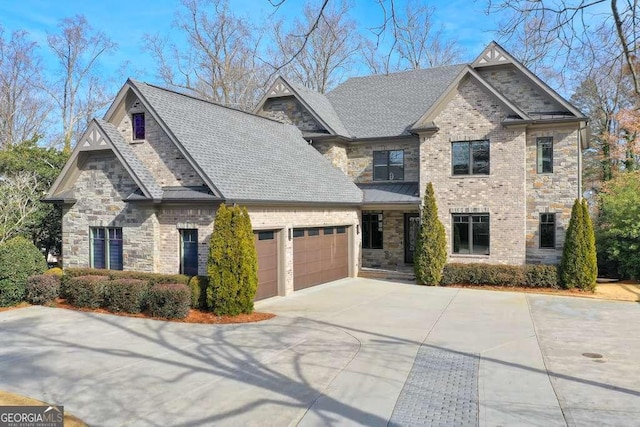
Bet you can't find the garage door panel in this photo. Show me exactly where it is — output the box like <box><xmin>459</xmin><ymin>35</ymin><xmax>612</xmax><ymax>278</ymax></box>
<box><xmin>294</xmin><ymin>226</ymin><xmax>349</xmax><ymax>291</ymax></box>
<box><xmin>254</xmin><ymin>231</ymin><xmax>278</xmax><ymax>301</ymax></box>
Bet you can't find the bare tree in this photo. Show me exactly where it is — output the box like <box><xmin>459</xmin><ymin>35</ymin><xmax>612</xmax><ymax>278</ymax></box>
<box><xmin>46</xmin><ymin>15</ymin><xmax>117</xmax><ymax>152</ymax></box>
<box><xmin>487</xmin><ymin>0</ymin><xmax>640</xmax><ymax>98</ymax></box>
<box><xmin>269</xmin><ymin>0</ymin><xmax>362</xmax><ymax>93</ymax></box>
<box><xmin>0</xmin><ymin>28</ymin><xmax>50</xmax><ymax>149</ymax></box>
<box><xmin>0</xmin><ymin>171</ymin><xmax>40</xmax><ymax>244</ymax></box>
<box><xmin>392</xmin><ymin>1</ymin><xmax>463</xmax><ymax>70</ymax></box>
<box><xmin>145</xmin><ymin>0</ymin><xmax>266</xmax><ymax>110</ymax></box>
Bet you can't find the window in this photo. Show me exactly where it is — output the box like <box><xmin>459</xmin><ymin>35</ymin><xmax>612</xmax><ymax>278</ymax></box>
<box><xmin>452</xmin><ymin>140</ymin><xmax>490</xmax><ymax>175</ymax></box>
<box><xmin>307</xmin><ymin>228</ymin><xmax>320</xmax><ymax>236</ymax></box>
<box><xmin>537</xmin><ymin>137</ymin><xmax>553</xmax><ymax>173</ymax></box>
<box><xmin>132</xmin><ymin>113</ymin><xmax>145</xmax><ymax>140</ymax></box>
<box><xmin>452</xmin><ymin>214</ymin><xmax>490</xmax><ymax>255</ymax></box>
<box><xmin>90</xmin><ymin>227</ymin><xmax>123</xmax><ymax>270</ymax></box>
<box><xmin>258</xmin><ymin>231</ymin><xmax>274</xmax><ymax>240</ymax></box>
<box><xmin>373</xmin><ymin>150</ymin><xmax>404</xmax><ymax>181</ymax></box>
<box><xmin>293</xmin><ymin>229</ymin><xmax>305</xmax><ymax>238</ymax></box>
<box><xmin>336</xmin><ymin>226</ymin><xmax>346</xmax><ymax>234</ymax></box>
<box><xmin>180</xmin><ymin>229</ymin><xmax>198</xmax><ymax>276</ymax></box>
<box><xmin>540</xmin><ymin>213</ymin><xmax>556</xmax><ymax>248</ymax></box>
<box><xmin>362</xmin><ymin>213</ymin><xmax>383</xmax><ymax>249</ymax></box>
<box><xmin>323</xmin><ymin>227</ymin><xmax>334</xmax><ymax>235</ymax></box>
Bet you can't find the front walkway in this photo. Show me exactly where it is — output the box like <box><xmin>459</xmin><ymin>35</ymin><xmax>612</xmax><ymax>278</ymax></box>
<box><xmin>0</xmin><ymin>278</ymin><xmax>638</xmax><ymax>426</ymax></box>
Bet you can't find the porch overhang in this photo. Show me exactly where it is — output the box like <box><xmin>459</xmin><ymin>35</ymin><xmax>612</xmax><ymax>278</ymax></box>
<box><xmin>358</xmin><ymin>182</ymin><xmax>421</xmax><ymax>209</ymax></box>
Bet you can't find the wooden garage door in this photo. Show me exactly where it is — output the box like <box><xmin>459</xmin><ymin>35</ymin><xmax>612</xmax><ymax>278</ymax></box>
<box><xmin>293</xmin><ymin>226</ymin><xmax>348</xmax><ymax>291</ymax></box>
<box><xmin>254</xmin><ymin>230</ymin><xmax>278</xmax><ymax>300</ymax></box>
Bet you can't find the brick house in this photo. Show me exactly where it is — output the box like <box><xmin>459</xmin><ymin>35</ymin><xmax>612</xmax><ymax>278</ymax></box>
<box><xmin>46</xmin><ymin>41</ymin><xmax>587</xmax><ymax>298</ymax></box>
<box><xmin>255</xmin><ymin>41</ymin><xmax>588</xmax><ymax>269</ymax></box>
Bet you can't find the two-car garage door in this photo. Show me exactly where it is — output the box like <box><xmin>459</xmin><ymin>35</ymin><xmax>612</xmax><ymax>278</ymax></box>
<box><xmin>253</xmin><ymin>226</ymin><xmax>349</xmax><ymax>300</ymax></box>
<box><xmin>293</xmin><ymin>226</ymin><xmax>349</xmax><ymax>291</ymax></box>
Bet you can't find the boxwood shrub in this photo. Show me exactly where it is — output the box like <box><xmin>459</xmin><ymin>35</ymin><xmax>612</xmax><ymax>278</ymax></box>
<box><xmin>0</xmin><ymin>236</ymin><xmax>48</xmax><ymax>306</ymax></box>
<box><xmin>147</xmin><ymin>283</ymin><xmax>191</xmax><ymax>319</ymax></box>
<box><xmin>188</xmin><ymin>276</ymin><xmax>208</xmax><ymax>309</ymax></box>
<box><xmin>65</xmin><ymin>275</ymin><xmax>109</xmax><ymax>308</ymax></box>
<box><xmin>63</xmin><ymin>268</ymin><xmax>190</xmax><ymax>285</ymax></box>
<box><xmin>441</xmin><ymin>263</ymin><xmax>559</xmax><ymax>288</ymax></box>
<box><xmin>25</xmin><ymin>275</ymin><xmax>60</xmax><ymax>305</ymax></box>
<box><xmin>104</xmin><ymin>279</ymin><xmax>149</xmax><ymax>313</ymax></box>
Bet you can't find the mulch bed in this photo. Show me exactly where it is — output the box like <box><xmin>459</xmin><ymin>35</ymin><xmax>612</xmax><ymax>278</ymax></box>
<box><xmin>445</xmin><ymin>283</ymin><xmax>595</xmax><ymax>297</ymax></box>
<box><xmin>52</xmin><ymin>298</ymin><xmax>276</xmax><ymax>324</ymax></box>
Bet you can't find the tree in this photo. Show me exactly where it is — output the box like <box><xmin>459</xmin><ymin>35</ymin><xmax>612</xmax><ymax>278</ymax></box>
<box><xmin>560</xmin><ymin>199</ymin><xmax>596</xmax><ymax>290</ymax></box>
<box><xmin>46</xmin><ymin>15</ymin><xmax>117</xmax><ymax>152</ymax></box>
<box><xmin>270</xmin><ymin>0</ymin><xmax>362</xmax><ymax>93</ymax></box>
<box><xmin>145</xmin><ymin>0</ymin><xmax>266</xmax><ymax>110</ymax></box>
<box><xmin>206</xmin><ymin>204</ymin><xmax>258</xmax><ymax>315</ymax></box>
<box><xmin>0</xmin><ymin>140</ymin><xmax>69</xmax><ymax>252</ymax></box>
<box><xmin>0</xmin><ymin>28</ymin><xmax>50</xmax><ymax>149</ymax></box>
<box><xmin>596</xmin><ymin>171</ymin><xmax>640</xmax><ymax>279</ymax></box>
<box><xmin>414</xmin><ymin>183</ymin><xmax>447</xmax><ymax>285</ymax></box>
<box><xmin>487</xmin><ymin>0</ymin><xmax>640</xmax><ymax>98</ymax></box>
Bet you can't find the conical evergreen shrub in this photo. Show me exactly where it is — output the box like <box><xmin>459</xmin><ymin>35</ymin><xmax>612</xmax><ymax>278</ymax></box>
<box><xmin>414</xmin><ymin>183</ymin><xmax>447</xmax><ymax>285</ymax></box>
<box><xmin>581</xmin><ymin>199</ymin><xmax>598</xmax><ymax>291</ymax></box>
<box><xmin>207</xmin><ymin>204</ymin><xmax>258</xmax><ymax>315</ymax></box>
<box><xmin>560</xmin><ymin>199</ymin><xmax>596</xmax><ymax>290</ymax></box>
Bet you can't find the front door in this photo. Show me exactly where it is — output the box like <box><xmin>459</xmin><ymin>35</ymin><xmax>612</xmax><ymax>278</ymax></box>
<box><xmin>404</xmin><ymin>213</ymin><xmax>420</xmax><ymax>263</ymax></box>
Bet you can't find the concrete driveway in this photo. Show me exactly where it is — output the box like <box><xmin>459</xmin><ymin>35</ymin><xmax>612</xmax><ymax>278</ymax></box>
<box><xmin>1</xmin><ymin>278</ymin><xmax>638</xmax><ymax>426</ymax></box>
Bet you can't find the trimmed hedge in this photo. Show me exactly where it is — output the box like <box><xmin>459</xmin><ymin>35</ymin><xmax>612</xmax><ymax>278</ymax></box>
<box><xmin>147</xmin><ymin>283</ymin><xmax>191</xmax><ymax>319</ymax></box>
<box><xmin>441</xmin><ymin>263</ymin><xmax>559</xmax><ymax>288</ymax></box>
<box><xmin>104</xmin><ymin>279</ymin><xmax>149</xmax><ymax>313</ymax></box>
<box><xmin>65</xmin><ymin>275</ymin><xmax>109</xmax><ymax>308</ymax></box>
<box><xmin>188</xmin><ymin>276</ymin><xmax>208</xmax><ymax>309</ymax></box>
<box><xmin>0</xmin><ymin>236</ymin><xmax>48</xmax><ymax>306</ymax></box>
<box><xmin>25</xmin><ymin>275</ymin><xmax>60</xmax><ymax>305</ymax></box>
<box><xmin>63</xmin><ymin>268</ymin><xmax>190</xmax><ymax>285</ymax></box>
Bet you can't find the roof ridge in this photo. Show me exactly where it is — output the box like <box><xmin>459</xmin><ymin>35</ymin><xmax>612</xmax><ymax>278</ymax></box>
<box><xmin>132</xmin><ymin>80</ymin><xmax>287</xmax><ymax>127</ymax></box>
<box><xmin>337</xmin><ymin>63</ymin><xmax>468</xmax><ymax>82</ymax></box>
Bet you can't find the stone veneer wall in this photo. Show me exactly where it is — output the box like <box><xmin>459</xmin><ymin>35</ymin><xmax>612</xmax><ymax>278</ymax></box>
<box><xmin>62</xmin><ymin>153</ymin><xmax>158</xmax><ymax>271</ymax></box>
<box><xmin>361</xmin><ymin>210</ymin><xmax>418</xmax><ymax>269</ymax></box>
<box><xmin>421</xmin><ymin>76</ymin><xmax>528</xmax><ymax>265</ymax></box>
<box><xmin>525</xmin><ymin>125</ymin><xmax>579</xmax><ymax>264</ymax></box>
<box><xmin>313</xmin><ymin>142</ymin><xmax>349</xmax><ymax>175</ymax></box>
<box><xmin>345</xmin><ymin>139</ymin><xmax>420</xmax><ymax>183</ymax></box>
<box><xmin>117</xmin><ymin>97</ymin><xmax>204</xmax><ymax>187</ymax></box>
<box><xmin>259</xmin><ymin>97</ymin><xmax>326</xmax><ymax>133</ymax></box>
<box><xmin>477</xmin><ymin>66</ymin><xmax>564</xmax><ymax>114</ymax></box>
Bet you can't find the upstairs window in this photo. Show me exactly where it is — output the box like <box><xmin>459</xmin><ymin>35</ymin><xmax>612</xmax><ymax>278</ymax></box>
<box><xmin>452</xmin><ymin>140</ymin><xmax>490</xmax><ymax>175</ymax></box>
<box><xmin>537</xmin><ymin>137</ymin><xmax>553</xmax><ymax>173</ymax></box>
<box><xmin>540</xmin><ymin>213</ymin><xmax>556</xmax><ymax>248</ymax></box>
<box><xmin>362</xmin><ymin>212</ymin><xmax>383</xmax><ymax>249</ymax></box>
<box><xmin>373</xmin><ymin>150</ymin><xmax>404</xmax><ymax>181</ymax></box>
<box><xmin>90</xmin><ymin>227</ymin><xmax>123</xmax><ymax>270</ymax></box>
<box><xmin>132</xmin><ymin>113</ymin><xmax>145</xmax><ymax>140</ymax></box>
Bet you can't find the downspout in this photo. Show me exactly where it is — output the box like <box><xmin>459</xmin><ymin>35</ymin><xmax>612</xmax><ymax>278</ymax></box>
<box><xmin>577</xmin><ymin>122</ymin><xmax>583</xmax><ymax>200</ymax></box>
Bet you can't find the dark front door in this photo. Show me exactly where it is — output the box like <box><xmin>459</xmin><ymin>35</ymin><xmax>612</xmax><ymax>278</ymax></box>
<box><xmin>404</xmin><ymin>213</ymin><xmax>420</xmax><ymax>263</ymax></box>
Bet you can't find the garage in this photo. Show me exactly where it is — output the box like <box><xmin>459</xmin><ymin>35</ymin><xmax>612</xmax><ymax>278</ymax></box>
<box><xmin>293</xmin><ymin>226</ymin><xmax>349</xmax><ymax>291</ymax></box>
<box><xmin>254</xmin><ymin>230</ymin><xmax>278</xmax><ymax>300</ymax></box>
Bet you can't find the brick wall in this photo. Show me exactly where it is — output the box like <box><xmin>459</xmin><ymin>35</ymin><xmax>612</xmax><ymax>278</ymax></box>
<box><xmin>116</xmin><ymin>98</ymin><xmax>204</xmax><ymax>187</ymax></box>
<box><xmin>421</xmin><ymin>76</ymin><xmax>528</xmax><ymax>265</ymax></box>
<box><xmin>62</xmin><ymin>153</ymin><xmax>158</xmax><ymax>271</ymax></box>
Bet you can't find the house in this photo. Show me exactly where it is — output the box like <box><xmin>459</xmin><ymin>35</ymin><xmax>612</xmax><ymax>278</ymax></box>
<box><xmin>45</xmin><ymin>41</ymin><xmax>587</xmax><ymax>299</ymax></box>
<box><xmin>255</xmin><ymin>41</ymin><xmax>588</xmax><ymax>268</ymax></box>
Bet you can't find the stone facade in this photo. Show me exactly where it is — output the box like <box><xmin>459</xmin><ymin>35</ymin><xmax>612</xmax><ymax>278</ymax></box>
<box><xmin>361</xmin><ymin>210</ymin><xmax>418</xmax><ymax>269</ymax></box>
<box><xmin>258</xmin><ymin>97</ymin><xmax>326</xmax><ymax>133</ymax></box>
<box><xmin>421</xmin><ymin>76</ymin><xmax>528</xmax><ymax>265</ymax></box>
<box><xmin>117</xmin><ymin>97</ymin><xmax>204</xmax><ymax>187</ymax></box>
<box><xmin>62</xmin><ymin>153</ymin><xmax>159</xmax><ymax>271</ymax></box>
<box><xmin>525</xmin><ymin>125</ymin><xmax>580</xmax><ymax>264</ymax></box>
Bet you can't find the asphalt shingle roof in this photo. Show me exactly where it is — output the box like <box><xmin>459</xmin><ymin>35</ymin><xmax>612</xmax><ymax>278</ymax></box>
<box><xmin>131</xmin><ymin>81</ymin><xmax>362</xmax><ymax>204</ymax></box>
<box><xmin>357</xmin><ymin>182</ymin><xmax>420</xmax><ymax>204</ymax></box>
<box><xmin>325</xmin><ymin>64</ymin><xmax>467</xmax><ymax>138</ymax></box>
<box><xmin>95</xmin><ymin>119</ymin><xmax>163</xmax><ymax>200</ymax></box>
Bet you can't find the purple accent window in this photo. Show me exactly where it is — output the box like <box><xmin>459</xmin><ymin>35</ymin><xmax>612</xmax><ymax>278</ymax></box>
<box><xmin>132</xmin><ymin>113</ymin><xmax>145</xmax><ymax>140</ymax></box>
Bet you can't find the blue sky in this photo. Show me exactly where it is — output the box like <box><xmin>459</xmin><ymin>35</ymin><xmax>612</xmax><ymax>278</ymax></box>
<box><xmin>0</xmin><ymin>0</ymin><xmax>500</xmax><ymax>85</ymax></box>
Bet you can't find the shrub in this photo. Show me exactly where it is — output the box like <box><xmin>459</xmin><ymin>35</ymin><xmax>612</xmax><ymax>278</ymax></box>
<box><xmin>560</xmin><ymin>199</ymin><xmax>597</xmax><ymax>290</ymax></box>
<box><xmin>44</xmin><ymin>267</ymin><xmax>64</xmax><ymax>278</ymax></box>
<box><xmin>207</xmin><ymin>204</ymin><xmax>258</xmax><ymax>315</ymax></box>
<box><xmin>441</xmin><ymin>263</ymin><xmax>560</xmax><ymax>288</ymax></box>
<box><xmin>524</xmin><ymin>265</ymin><xmax>559</xmax><ymax>288</ymax></box>
<box><xmin>65</xmin><ymin>275</ymin><xmax>109</xmax><ymax>308</ymax></box>
<box><xmin>414</xmin><ymin>183</ymin><xmax>447</xmax><ymax>286</ymax></box>
<box><xmin>188</xmin><ymin>276</ymin><xmax>208</xmax><ymax>309</ymax></box>
<box><xmin>63</xmin><ymin>268</ymin><xmax>189</xmax><ymax>285</ymax></box>
<box><xmin>25</xmin><ymin>275</ymin><xmax>60</xmax><ymax>305</ymax></box>
<box><xmin>0</xmin><ymin>236</ymin><xmax>48</xmax><ymax>306</ymax></box>
<box><xmin>147</xmin><ymin>283</ymin><xmax>191</xmax><ymax>319</ymax></box>
<box><xmin>104</xmin><ymin>279</ymin><xmax>149</xmax><ymax>313</ymax></box>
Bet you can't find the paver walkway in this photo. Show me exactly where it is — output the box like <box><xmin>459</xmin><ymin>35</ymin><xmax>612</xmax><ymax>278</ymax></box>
<box><xmin>1</xmin><ymin>278</ymin><xmax>638</xmax><ymax>426</ymax></box>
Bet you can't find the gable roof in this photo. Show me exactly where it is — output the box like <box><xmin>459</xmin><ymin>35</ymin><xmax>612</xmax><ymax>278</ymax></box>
<box><xmin>325</xmin><ymin>64</ymin><xmax>466</xmax><ymax>138</ymax></box>
<box><xmin>128</xmin><ymin>80</ymin><xmax>362</xmax><ymax>205</ymax></box>
<box><xmin>45</xmin><ymin>119</ymin><xmax>162</xmax><ymax>202</ymax></box>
